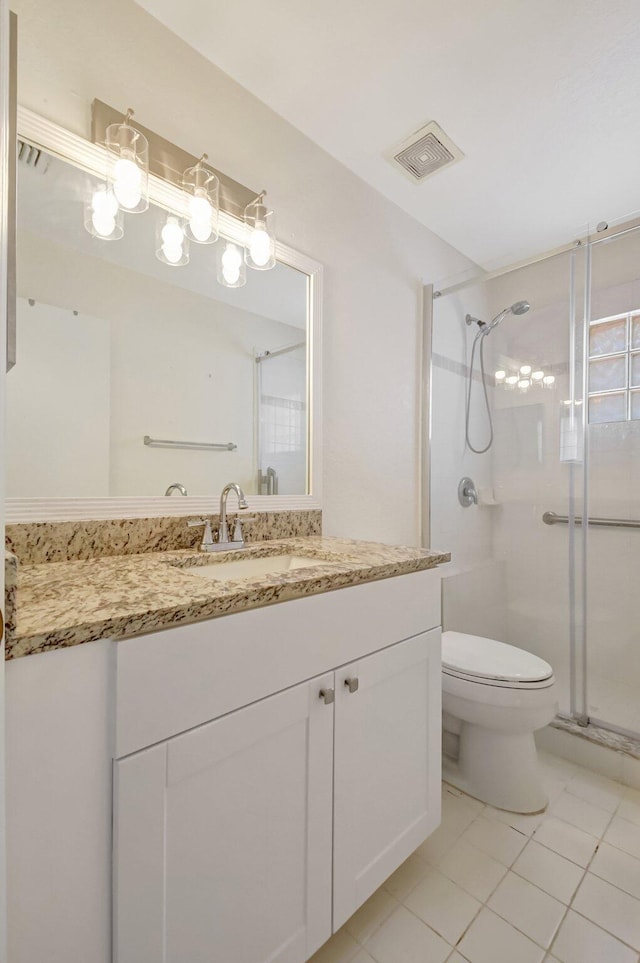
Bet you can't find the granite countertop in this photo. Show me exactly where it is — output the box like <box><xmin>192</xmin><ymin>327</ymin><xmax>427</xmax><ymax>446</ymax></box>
<box><xmin>5</xmin><ymin>536</ymin><xmax>450</xmax><ymax>660</ymax></box>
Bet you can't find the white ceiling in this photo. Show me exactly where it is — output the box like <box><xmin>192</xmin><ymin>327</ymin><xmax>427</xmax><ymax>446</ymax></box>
<box><xmin>135</xmin><ymin>0</ymin><xmax>640</xmax><ymax>270</ymax></box>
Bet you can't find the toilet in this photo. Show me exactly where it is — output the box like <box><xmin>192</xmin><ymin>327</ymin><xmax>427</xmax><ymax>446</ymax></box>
<box><xmin>442</xmin><ymin>631</ymin><xmax>558</xmax><ymax>814</ymax></box>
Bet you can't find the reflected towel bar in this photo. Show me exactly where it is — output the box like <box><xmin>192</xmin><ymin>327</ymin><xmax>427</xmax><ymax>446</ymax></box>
<box><xmin>543</xmin><ymin>511</ymin><xmax>640</xmax><ymax>530</ymax></box>
<box><xmin>144</xmin><ymin>435</ymin><xmax>237</xmax><ymax>452</ymax></box>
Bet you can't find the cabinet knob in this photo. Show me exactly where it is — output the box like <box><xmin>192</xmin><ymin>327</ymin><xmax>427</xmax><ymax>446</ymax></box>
<box><xmin>319</xmin><ymin>688</ymin><xmax>335</xmax><ymax>705</ymax></box>
<box><xmin>344</xmin><ymin>677</ymin><xmax>359</xmax><ymax>694</ymax></box>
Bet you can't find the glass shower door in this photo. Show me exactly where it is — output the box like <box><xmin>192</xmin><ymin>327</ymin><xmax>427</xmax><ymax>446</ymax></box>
<box><xmin>582</xmin><ymin>225</ymin><xmax>640</xmax><ymax>735</ymax></box>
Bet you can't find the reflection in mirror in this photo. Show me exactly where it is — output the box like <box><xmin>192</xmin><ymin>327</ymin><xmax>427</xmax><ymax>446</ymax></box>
<box><xmin>8</xmin><ymin>149</ymin><xmax>309</xmax><ymax>498</ymax></box>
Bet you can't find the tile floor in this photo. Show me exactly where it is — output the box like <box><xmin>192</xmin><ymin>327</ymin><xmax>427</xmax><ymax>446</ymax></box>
<box><xmin>310</xmin><ymin>752</ymin><xmax>640</xmax><ymax>963</ymax></box>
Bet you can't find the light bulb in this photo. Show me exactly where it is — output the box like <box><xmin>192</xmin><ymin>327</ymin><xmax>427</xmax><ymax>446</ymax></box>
<box><xmin>249</xmin><ymin>225</ymin><xmax>271</xmax><ymax>267</ymax></box>
<box><xmin>543</xmin><ymin>375</ymin><xmax>555</xmax><ymax>387</ymax></box>
<box><xmin>90</xmin><ymin>187</ymin><xmax>119</xmax><ymax>237</ymax></box>
<box><xmin>161</xmin><ymin>243</ymin><xmax>183</xmax><ymax>265</ymax></box>
<box><xmin>161</xmin><ymin>217</ymin><xmax>184</xmax><ymax>247</ymax></box>
<box><xmin>221</xmin><ymin>243</ymin><xmax>242</xmax><ymax>284</ymax></box>
<box><xmin>113</xmin><ymin>156</ymin><xmax>142</xmax><ymax>209</ymax></box>
<box><xmin>505</xmin><ymin>375</ymin><xmax>519</xmax><ymax>386</ymax></box>
<box><xmin>495</xmin><ymin>370</ymin><xmax>506</xmax><ymax>381</ymax></box>
<box><xmin>92</xmin><ymin>212</ymin><xmax>116</xmax><ymax>237</ymax></box>
<box><xmin>520</xmin><ymin>364</ymin><xmax>532</xmax><ymax>376</ymax></box>
<box><xmin>532</xmin><ymin>370</ymin><xmax>545</xmax><ymax>382</ymax></box>
<box><xmin>188</xmin><ymin>192</ymin><xmax>213</xmax><ymax>242</ymax></box>
<box><xmin>518</xmin><ymin>379</ymin><xmax>531</xmax><ymax>391</ymax></box>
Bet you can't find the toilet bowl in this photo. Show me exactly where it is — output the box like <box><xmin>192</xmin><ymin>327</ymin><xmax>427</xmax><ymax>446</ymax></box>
<box><xmin>442</xmin><ymin>631</ymin><xmax>558</xmax><ymax>813</ymax></box>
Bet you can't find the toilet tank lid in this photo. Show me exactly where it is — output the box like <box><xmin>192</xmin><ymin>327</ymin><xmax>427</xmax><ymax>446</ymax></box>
<box><xmin>442</xmin><ymin>631</ymin><xmax>553</xmax><ymax>683</ymax></box>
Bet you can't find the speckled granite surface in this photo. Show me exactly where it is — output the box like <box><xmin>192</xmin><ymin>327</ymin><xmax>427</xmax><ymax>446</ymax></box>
<box><xmin>4</xmin><ymin>552</ymin><xmax>17</xmax><ymax>641</ymax></box>
<box><xmin>6</xmin><ymin>537</ymin><xmax>450</xmax><ymax>660</ymax></box>
<box><xmin>6</xmin><ymin>510</ymin><xmax>322</xmax><ymax>564</ymax></box>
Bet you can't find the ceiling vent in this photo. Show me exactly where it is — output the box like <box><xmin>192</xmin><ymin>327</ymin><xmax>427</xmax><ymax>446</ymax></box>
<box><xmin>387</xmin><ymin>121</ymin><xmax>463</xmax><ymax>183</ymax></box>
<box><xmin>17</xmin><ymin>139</ymin><xmax>50</xmax><ymax>174</ymax></box>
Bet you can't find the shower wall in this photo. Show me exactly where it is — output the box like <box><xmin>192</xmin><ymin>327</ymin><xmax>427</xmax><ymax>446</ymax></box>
<box><xmin>430</xmin><ymin>283</ymin><xmax>507</xmax><ymax>642</ymax></box>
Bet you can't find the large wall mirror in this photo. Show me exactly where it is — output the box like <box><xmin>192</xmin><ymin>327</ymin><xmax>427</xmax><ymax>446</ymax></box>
<box><xmin>6</xmin><ymin>110</ymin><xmax>322</xmax><ymax>520</ymax></box>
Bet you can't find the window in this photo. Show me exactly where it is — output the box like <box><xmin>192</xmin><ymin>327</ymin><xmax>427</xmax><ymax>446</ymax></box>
<box><xmin>588</xmin><ymin>311</ymin><xmax>640</xmax><ymax>424</ymax></box>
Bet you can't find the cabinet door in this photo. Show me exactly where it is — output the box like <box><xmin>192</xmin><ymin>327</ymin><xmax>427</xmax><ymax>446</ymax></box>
<box><xmin>333</xmin><ymin>630</ymin><xmax>441</xmax><ymax>928</ymax></box>
<box><xmin>113</xmin><ymin>673</ymin><xmax>335</xmax><ymax>963</ymax></box>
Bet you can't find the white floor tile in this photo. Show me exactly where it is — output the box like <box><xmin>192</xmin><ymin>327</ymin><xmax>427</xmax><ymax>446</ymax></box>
<box><xmin>566</xmin><ymin>769</ymin><xmax>625</xmax><ymax>813</ymax></box>
<box><xmin>512</xmin><ymin>839</ymin><xmax>584</xmax><ymax>905</ymax></box>
<box><xmin>457</xmin><ymin>908</ymin><xmax>545</xmax><ymax>963</ymax></box>
<box><xmin>443</xmin><ymin>783</ymin><xmax>485</xmax><ymax>816</ymax></box>
<box><xmin>417</xmin><ymin>793</ymin><xmax>479</xmax><ymax>866</ymax></box>
<box><xmin>404</xmin><ymin>864</ymin><xmax>481</xmax><ymax>945</ymax></box>
<box><xmin>604</xmin><ymin>815</ymin><xmax>640</xmax><ymax>860</ymax></box>
<box><xmin>533</xmin><ymin>816</ymin><xmax>598</xmax><ymax>867</ymax></box>
<box><xmin>309</xmin><ymin>929</ymin><xmax>361</xmax><ymax>963</ymax></box>
<box><xmin>351</xmin><ymin>952</ymin><xmax>376</xmax><ymax>963</ymax></box>
<box><xmin>617</xmin><ymin>793</ymin><xmax>640</xmax><ymax>828</ymax></box>
<box><xmin>344</xmin><ymin>888</ymin><xmax>397</xmax><ymax>944</ymax></box>
<box><xmin>590</xmin><ymin>841</ymin><xmax>640</xmax><ymax>900</ymax></box>
<box><xmin>551</xmin><ymin>909</ymin><xmax>637</xmax><ymax>963</ymax></box>
<box><xmin>364</xmin><ymin>905</ymin><xmax>450</xmax><ymax>963</ymax></box>
<box><xmin>484</xmin><ymin>804</ymin><xmax>545</xmax><ymax>837</ymax></box>
<box><xmin>436</xmin><ymin>838</ymin><xmax>508</xmax><ymax>902</ymax></box>
<box><xmin>550</xmin><ymin>790</ymin><xmax>612</xmax><ymax>838</ymax></box>
<box><xmin>572</xmin><ymin>872</ymin><xmax>640</xmax><ymax>951</ymax></box>
<box><xmin>461</xmin><ymin>815</ymin><xmax>528</xmax><ymax>867</ymax></box>
<box><xmin>382</xmin><ymin>852</ymin><xmax>428</xmax><ymax>900</ymax></box>
<box><xmin>488</xmin><ymin>871</ymin><xmax>565</xmax><ymax>949</ymax></box>
<box><xmin>446</xmin><ymin>954</ymin><xmax>469</xmax><ymax>963</ymax></box>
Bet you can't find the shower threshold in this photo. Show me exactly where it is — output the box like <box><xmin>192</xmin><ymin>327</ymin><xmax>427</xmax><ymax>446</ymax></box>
<box><xmin>552</xmin><ymin>714</ymin><xmax>640</xmax><ymax>760</ymax></box>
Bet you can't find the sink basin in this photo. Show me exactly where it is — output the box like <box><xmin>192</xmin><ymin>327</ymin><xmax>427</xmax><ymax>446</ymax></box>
<box><xmin>182</xmin><ymin>554</ymin><xmax>340</xmax><ymax>582</ymax></box>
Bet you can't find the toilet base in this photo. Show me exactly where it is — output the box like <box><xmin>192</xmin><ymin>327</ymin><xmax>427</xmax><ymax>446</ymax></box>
<box><xmin>443</xmin><ymin>723</ymin><xmax>548</xmax><ymax>814</ymax></box>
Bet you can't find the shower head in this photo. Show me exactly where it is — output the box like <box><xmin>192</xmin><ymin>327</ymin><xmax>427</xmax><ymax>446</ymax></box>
<box><xmin>484</xmin><ymin>299</ymin><xmax>531</xmax><ymax>334</ymax></box>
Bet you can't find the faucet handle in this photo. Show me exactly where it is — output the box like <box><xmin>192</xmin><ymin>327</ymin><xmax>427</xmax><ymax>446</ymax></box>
<box><xmin>232</xmin><ymin>515</ymin><xmax>256</xmax><ymax>543</ymax></box>
<box><xmin>187</xmin><ymin>517</ymin><xmax>216</xmax><ymax>550</ymax></box>
<box><xmin>187</xmin><ymin>517</ymin><xmax>208</xmax><ymax>528</ymax></box>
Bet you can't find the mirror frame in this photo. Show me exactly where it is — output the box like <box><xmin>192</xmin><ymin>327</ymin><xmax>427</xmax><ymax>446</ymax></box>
<box><xmin>7</xmin><ymin>107</ymin><xmax>322</xmax><ymax>522</ymax></box>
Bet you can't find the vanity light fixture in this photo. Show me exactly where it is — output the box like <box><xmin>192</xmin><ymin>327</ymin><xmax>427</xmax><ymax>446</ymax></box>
<box><xmin>531</xmin><ymin>369</ymin><xmax>545</xmax><ymax>383</ymax></box>
<box><xmin>105</xmin><ymin>108</ymin><xmax>149</xmax><ymax>213</ymax></box>
<box><xmin>217</xmin><ymin>240</ymin><xmax>246</xmax><ymax>288</ymax></box>
<box><xmin>505</xmin><ymin>375</ymin><xmax>519</xmax><ymax>388</ymax></box>
<box><xmin>182</xmin><ymin>153</ymin><xmax>219</xmax><ymax>244</ymax></box>
<box><xmin>244</xmin><ymin>191</ymin><xmax>276</xmax><ymax>270</ymax></box>
<box><xmin>543</xmin><ymin>374</ymin><xmax>556</xmax><ymax>388</ymax></box>
<box><xmin>84</xmin><ymin>184</ymin><xmax>124</xmax><ymax>240</ymax></box>
<box><xmin>156</xmin><ymin>213</ymin><xmax>189</xmax><ymax>266</ymax></box>
<box><xmin>494</xmin><ymin>370</ymin><xmax>506</xmax><ymax>383</ymax></box>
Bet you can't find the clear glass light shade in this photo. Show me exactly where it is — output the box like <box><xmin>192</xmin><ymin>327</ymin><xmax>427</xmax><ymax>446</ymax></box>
<box><xmin>105</xmin><ymin>120</ymin><xmax>149</xmax><ymax>213</ymax></box>
<box><xmin>505</xmin><ymin>375</ymin><xmax>519</xmax><ymax>388</ymax></box>
<box><xmin>543</xmin><ymin>374</ymin><xmax>556</xmax><ymax>387</ymax></box>
<box><xmin>518</xmin><ymin>379</ymin><xmax>531</xmax><ymax>391</ymax></box>
<box><xmin>495</xmin><ymin>370</ymin><xmax>506</xmax><ymax>382</ymax></box>
<box><xmin>156</xmin><ymin>214</ymin><xmax>189</xmax><ymax>267</ymax></box>
<box><xmin>531</xmin><ymin>370</ymin><xmax>545</xmax><ymax>382</ymax></box>
<box><xmin>217</xmin><ymin>241</ymin><xmax>246</xmax><ymax>288</ymax></box>
<box><xmin>182</xmin><ymin>161</ymin><xmax>219</xmax><ymax>244</ymax></box>
<box><xmin>519</xmin><ymin>364</ymin><xmax>532</xmax><ymax>376</ymax></box>
<box><xmin>83</xmin><ymin>184</ymin><xmax>124</xmax><ymax>240</ymax></box>
<box><xmin>244</xmin><ymin>196</ymin><xmax>276</xmax><ymax>270</ymax></box>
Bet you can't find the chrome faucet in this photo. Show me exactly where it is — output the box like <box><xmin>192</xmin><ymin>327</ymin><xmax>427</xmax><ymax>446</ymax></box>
<box><xmin>165</xmin><ymin>482</ymin><xmax>188</xmax><ymax>496</ymax></box>
<box><xmin>218</xmin><ymin>482</ymin><xmax>249</xmax><ymax>544</ymax></box>
<box><xmin>187</xmin><ymin>483</ymin><xmax>253</xmax><ymax>552</ymax></box>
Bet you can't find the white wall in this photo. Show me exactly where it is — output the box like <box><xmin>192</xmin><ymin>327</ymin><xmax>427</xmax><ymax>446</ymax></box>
<box><xmin>6</xmin><ymin>297</ymin><xmax>111</xmax><ymax>496</ymax></box>
<box><xmin>12</xmin><ymin>0</ymin><xmax>476</xmax><ymax>543</ymax></box>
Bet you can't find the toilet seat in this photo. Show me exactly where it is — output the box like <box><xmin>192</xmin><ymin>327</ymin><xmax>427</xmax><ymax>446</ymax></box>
<box><xmin>442</xmin><ymin>631</ymin><xmax>554</xmax><ymax>689</ymax></box>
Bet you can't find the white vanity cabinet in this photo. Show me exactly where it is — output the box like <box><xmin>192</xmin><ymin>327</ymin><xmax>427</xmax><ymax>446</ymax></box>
<box><xmin>114</xmin><ymin>673</ymin><xmax>335</xmax><ymax>963</ymax></box>
<box><xmin>113</xmin><ymin>571</ymin><xmax>442</xmax><ymax>963</ymax></box>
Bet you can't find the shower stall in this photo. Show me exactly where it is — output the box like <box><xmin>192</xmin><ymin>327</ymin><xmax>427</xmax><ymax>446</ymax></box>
<box><xmin>429</xmin><ymin>219</ymin><xmax>640</xmax><ymax>742</ymax></box>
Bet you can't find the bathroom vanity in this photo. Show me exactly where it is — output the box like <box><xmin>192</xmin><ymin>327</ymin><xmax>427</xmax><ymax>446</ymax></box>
<box><xmin>5</xmin><ymin>534</ymin><xmax>447</xmax><ymax>963</ymax></box>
